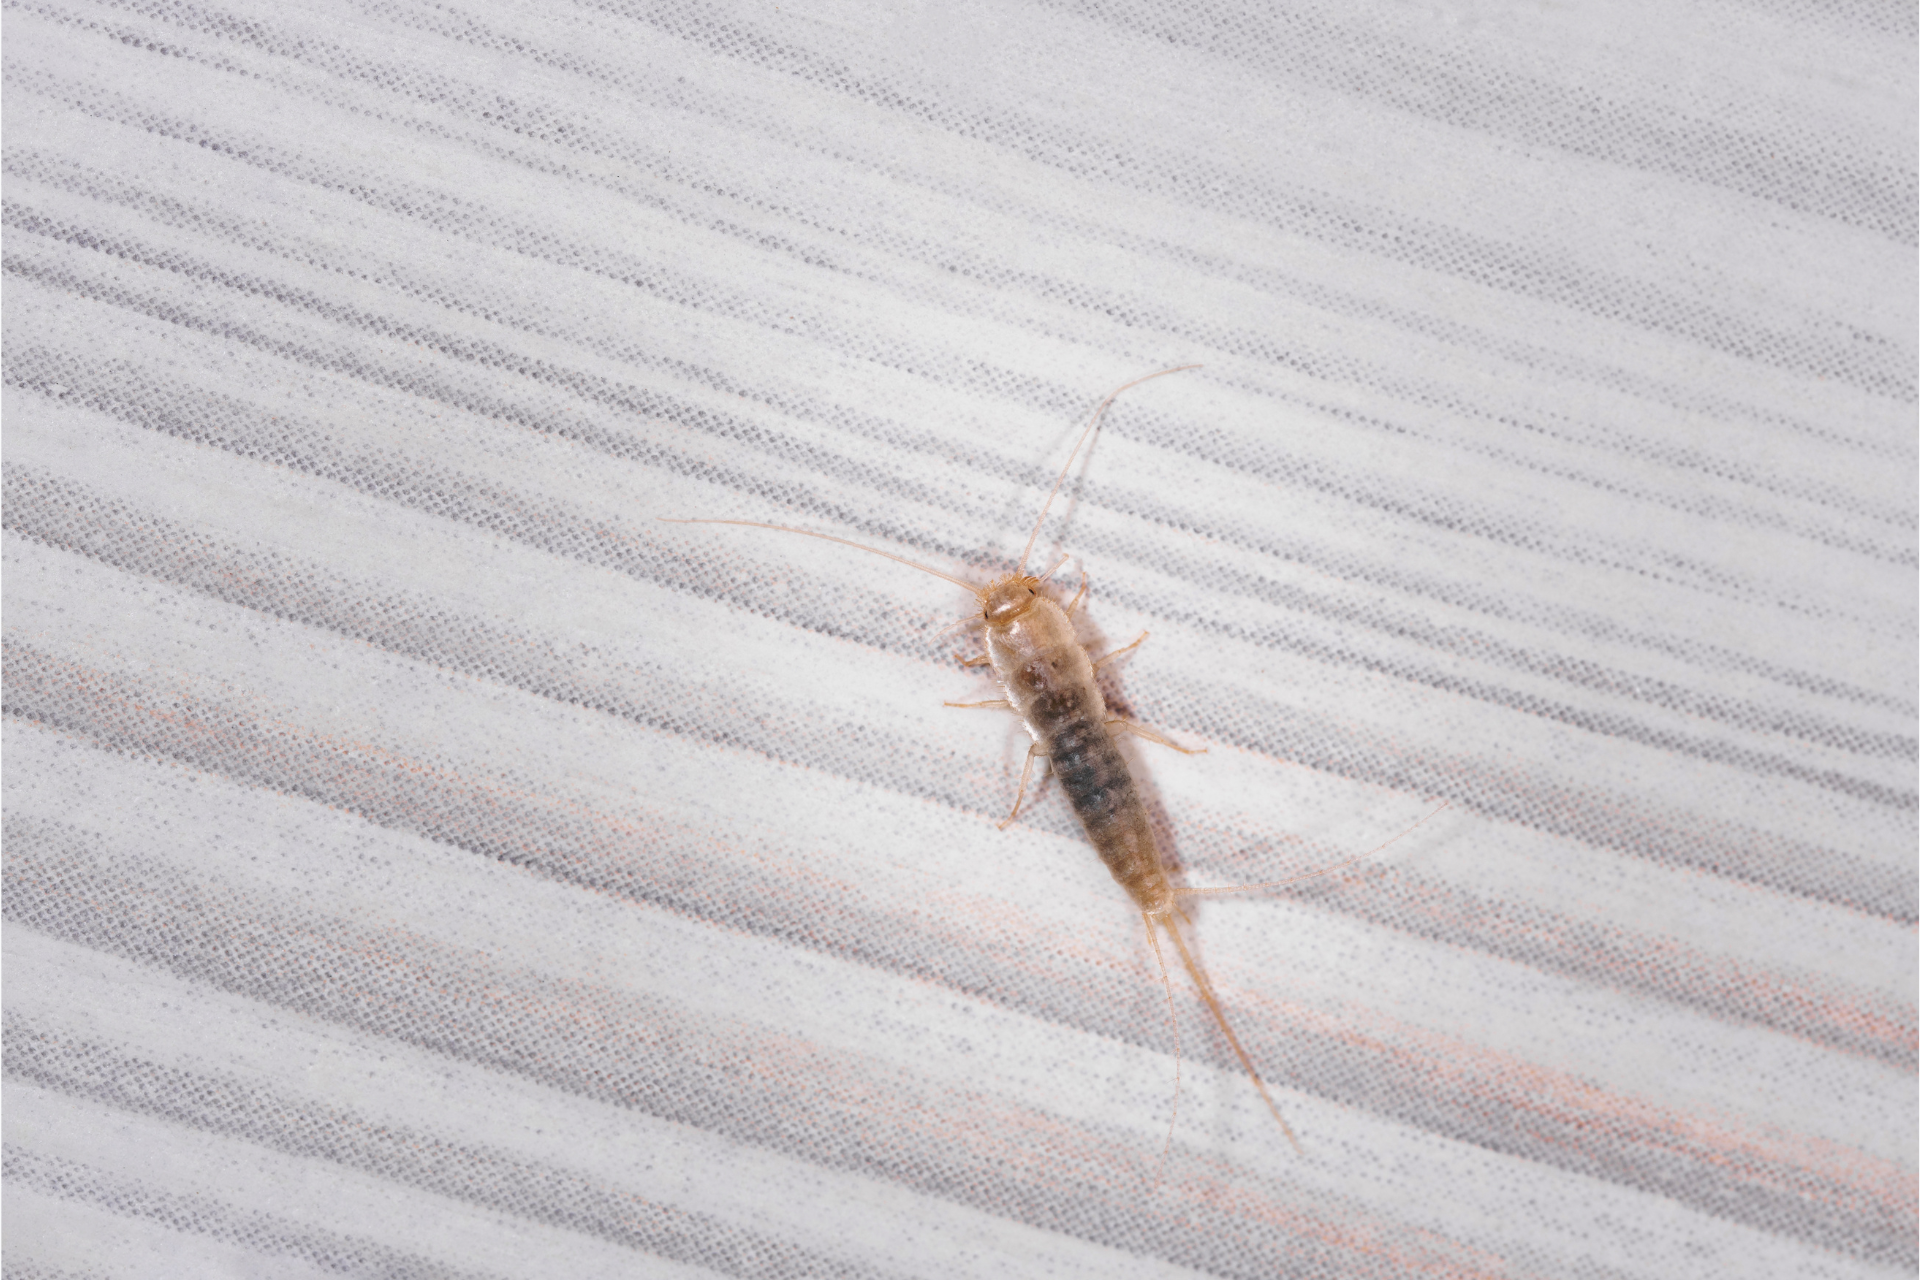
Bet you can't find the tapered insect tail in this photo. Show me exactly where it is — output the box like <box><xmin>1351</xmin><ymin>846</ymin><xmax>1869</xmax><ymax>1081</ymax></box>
<box><xmin>1142</xmin><ymin>912</ymin><xmax>1183</xmax><ymax>1189</ymax></box>
<box><xmin>1162</xmin><ymin>911</ymin><xmax>1304</xmax><ymax>1155</ymax></box>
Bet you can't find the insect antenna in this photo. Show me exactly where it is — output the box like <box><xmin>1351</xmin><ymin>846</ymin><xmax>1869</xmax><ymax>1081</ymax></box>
<box><xmin>659</xmin><ymin>518</ymin><xmax>980</xmax><ymax>593</ymax></box>
<box><xmin>1016</xmin><ymin>365</ymin><xmax>1201</xmax><ymax>574</ymax></box>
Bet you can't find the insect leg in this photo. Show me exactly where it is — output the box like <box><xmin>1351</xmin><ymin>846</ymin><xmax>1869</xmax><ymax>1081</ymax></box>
<box><xmin>996</xmin><ymin>743</ymin><xmax>1047</xmax><ymax>829</ymax></box>
<box><xmin>1064</xmin><ymin>569</ymin><xmax>1090</xmax><ymax>618</ymax></box>
<box><xmin>1107</xmin><ymin>717</ymin><xmax>1207</xmax><ymax>755</ymax></box>
<box><xmin>955</xmin><ymin>653</ymin><xmax>993</xmax><ymax>667</ymax></box>
<box><xmin>1092</xmin><ymin>631</ymin><xmax>1148</xmax><ymax>669</ymax></box>
<box><xmin>944</xmin><ymin>698</ymin><xmax>1013</xmax><ymax>709</ymax></box>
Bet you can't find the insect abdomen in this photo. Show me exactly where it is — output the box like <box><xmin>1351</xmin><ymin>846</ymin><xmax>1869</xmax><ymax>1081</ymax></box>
<box><xmin>1015</xmin><ymin>652</ymin><xmax>1166</xmax><ymax>912</ymax></box>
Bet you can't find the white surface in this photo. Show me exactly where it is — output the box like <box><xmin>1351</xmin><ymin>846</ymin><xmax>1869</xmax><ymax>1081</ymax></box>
<box><xmin>4</xmin><ymin>1</ymin><xmax>1913</xmax><ymax>1276</ymax></box>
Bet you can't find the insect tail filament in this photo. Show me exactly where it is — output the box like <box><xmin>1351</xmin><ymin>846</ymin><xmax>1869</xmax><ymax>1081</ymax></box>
<box><xmin>1163</xmin><ymin>910</ymin><xmax>1305</xmax><ymax>1156</ymax></box>
<box><xmin>1144</xmin><ymin>914</ymin><xmax>1183</xmax><ymax>1188</ymax></box>
<box><xmin>1173</xmin><ymin>799</ymin><xmax>1453</xmax><ymax>900</ymax></box>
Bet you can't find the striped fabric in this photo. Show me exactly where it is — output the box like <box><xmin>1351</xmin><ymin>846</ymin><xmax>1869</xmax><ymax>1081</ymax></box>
<box><xmin>4</xmin><ymin>1</ymin><xmax>1912</xmax><ymax>1276</ymax></box>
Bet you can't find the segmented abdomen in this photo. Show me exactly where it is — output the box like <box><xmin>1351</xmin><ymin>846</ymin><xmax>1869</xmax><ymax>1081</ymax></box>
<box><xmin>1014</xmin><ymin>658</ymin><xmax>1166</xmax><ymax>911</ymax></box>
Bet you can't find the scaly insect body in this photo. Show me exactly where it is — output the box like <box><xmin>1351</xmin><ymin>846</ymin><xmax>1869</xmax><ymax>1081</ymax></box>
<box><xmin>667</xmin><ymin>367</ymin><xmax>1446</xmax><ymax>1160</ymax></box>
<box><xmin>965</xmin><ymin>563</ymin><xmax>1304</xmax><ymax>1157</ymax></box>
<box><xmin>980</xmin><ymin>579</ymin><xmax>1169</xmax><ymax>914</ymax></box>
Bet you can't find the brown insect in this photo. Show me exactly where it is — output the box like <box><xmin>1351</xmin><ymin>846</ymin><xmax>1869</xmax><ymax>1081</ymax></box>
<box><xmin>667</xmin><ymin>367</ymin><xmax>1445</xmax><ymax>1159</ymax></box>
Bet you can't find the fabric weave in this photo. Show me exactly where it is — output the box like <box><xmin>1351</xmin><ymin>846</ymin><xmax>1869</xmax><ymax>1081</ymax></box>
<box><xmin>4</xmin><ymin>1</ymin><xmax>1912</xmax><ymax>1276</ymax></box>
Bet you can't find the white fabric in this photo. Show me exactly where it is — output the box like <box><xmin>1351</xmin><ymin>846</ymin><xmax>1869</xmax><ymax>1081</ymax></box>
<box><xmin>4</xmin><ymin>1</ymin><xmax>1913</xmax><ymax>1277</ymax></box>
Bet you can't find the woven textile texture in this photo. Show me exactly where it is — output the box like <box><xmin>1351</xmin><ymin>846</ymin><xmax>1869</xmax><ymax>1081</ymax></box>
<box><xmin>4</xmin><ymin>1</ymin><xmax>1913</xmax><ymax>1276</ymax></box>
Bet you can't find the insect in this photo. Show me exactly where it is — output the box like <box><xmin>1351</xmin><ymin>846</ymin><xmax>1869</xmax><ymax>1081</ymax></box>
<box><xmin>666</xmin><ymin>367</ymin><xmax>1445</xmax><ymax>1160</ymax></box>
